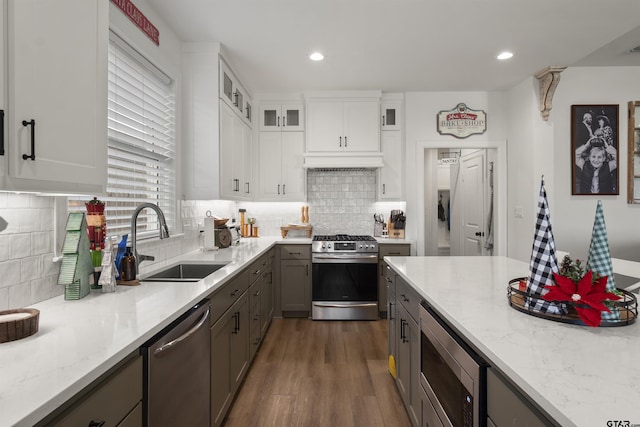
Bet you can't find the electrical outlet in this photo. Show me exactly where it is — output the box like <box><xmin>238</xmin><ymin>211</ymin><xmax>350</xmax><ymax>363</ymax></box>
<box><xmin>514</xmin><ymin>206</ymin><xmax>524</xmax><ymax>218</ymax></box>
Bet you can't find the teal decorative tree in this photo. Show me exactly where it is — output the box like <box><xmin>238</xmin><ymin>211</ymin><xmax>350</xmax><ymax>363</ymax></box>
<box><xmin>58</xmin><ymin>213</ymin><xmax>94</xmax><ymax>300</ymax></box>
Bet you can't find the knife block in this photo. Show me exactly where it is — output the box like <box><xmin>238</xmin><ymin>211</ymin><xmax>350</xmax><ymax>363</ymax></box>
<box><xmin>388</xmin><ymin>221</ymin><xmax>405</xmax><ymax>239</ymax></box>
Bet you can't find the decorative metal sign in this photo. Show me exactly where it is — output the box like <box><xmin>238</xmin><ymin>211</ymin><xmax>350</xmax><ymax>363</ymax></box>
<box><xmin>111</xmin><ymin>0</ymin><xmax>160</xmax><ymax>46</ymax></box>
<box><xmin>437</xmin><ymin>103</ymin><xmax>487</xmax><ymax>138</ymax></box>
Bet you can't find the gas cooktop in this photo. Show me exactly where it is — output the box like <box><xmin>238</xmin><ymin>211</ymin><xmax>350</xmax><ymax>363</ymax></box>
<box><xmin>312</xmin><ymin>234</ymin><xmax>377</xmax><ymax>242</ymax></box>
<box><xmin>311</xmin><ymin>234</ymin><xmax>378</xmax><ymax>254</ymax></box>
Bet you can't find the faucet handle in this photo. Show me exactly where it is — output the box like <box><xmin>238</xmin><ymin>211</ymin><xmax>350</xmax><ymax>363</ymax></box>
<box><xmin>139</xmin><ymin>254</ymin><xmax>155</xmax><ymax>262</ymax></box>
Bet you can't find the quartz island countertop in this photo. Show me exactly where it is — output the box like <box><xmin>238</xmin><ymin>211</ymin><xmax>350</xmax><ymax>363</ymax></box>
<box><xmin>385</xmin><ymin>255</ymin><xmax>640</xmax><ymax>427</ymax></box>
<box><xmin>0</xmin><ymin>237</ymin><xmax>293</xmax><ymax>427</ymax></box>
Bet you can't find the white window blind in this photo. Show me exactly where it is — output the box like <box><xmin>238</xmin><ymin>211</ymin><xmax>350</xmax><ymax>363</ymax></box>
<box><xmin>69</xmin><ymin>32</ymin><xmax>176</xmax><ymax>239</ymax></box>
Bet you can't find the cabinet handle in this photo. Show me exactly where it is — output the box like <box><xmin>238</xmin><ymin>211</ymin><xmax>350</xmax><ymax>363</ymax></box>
<box><xmin>283</xmin><ymin>116</ymin><xmax>286</xmax><ymax>127</ymax></box>
<box><xmin>339</xmin><ymin>136</ymin><xmax>342</xmax><ymax>147</ymax></box>
<box><xmin>382</xmin><ymin>183</ymin><xmax>386</xmax><ymax>194</ymax></box>
<box><xmin>0</xmin><ymin>110</ymin><xmax>4</xmax><ymax>155</ymax></box>
<box><xmin>232</xmin><ymin>312</ymin><xmax>239</xmax><ymax>334</ymax></box>
<box><xmin>254</xmin><ymin>289</ymin><xmax>261</xmax><ymax>296</ymax></box>
<box><xmin>230</xmin><ymin>288</ymin><xmax>240</xmax><ymax>297</ymax></box>
<box><xmin>282</xmin><ymin>184</ymin><xmax>286</xmax><ymax>195</ymax></box>
<box><xmin>400</xmin><ymin>319</ymin><xmax>406</xmax><ymax>342</ymax></box>
<box><xmin>306</xmin><ymin>264</ymin><xmax>309</xmax><ymax>276</ymax></box>
<box><xmin>277</xmin><ymin>184</ymin><xmax>280</xmax><ymax>195</ymax></box>
<box><xmin>382</xmin><ymin>115</ymin><xmax>386</xmax><ymax>126</ymax></box>
<box><xmin>344</xmin><ymin>136</ymin><xmax>347</xmax><ymax>147</ymax></box>
<box><xmin>22</xmin><ymin>119</ymin><xmax>36</xmax><ymax>161</ymax></box>
<box><xmin>236</xmin><ymin>311</ymin><xmax>241</xmax><ymax>331</ymax></box>
<box><xmin>88</xmin><ymin>421</ymin><xmax>106</xmax><ymax>427</ymax></box>
<box><xmin>277</xmin><ymin>116</ymin><xmax>280</xmax><ymax>127</ymax></box>
<box><xmin>245</xmin><ymin>182</ymin><xmax>250</xmax><ymax>194</ymax></box>
<box><xmin>388</xmin><ymin>301</ymin><xmax>394</xmax><ymax>319</ymax></box>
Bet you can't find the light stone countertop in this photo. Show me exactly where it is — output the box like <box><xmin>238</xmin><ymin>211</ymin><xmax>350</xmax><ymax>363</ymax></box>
<box><xmin>385</xmin><ymin>255</ymin><xmax>640</xmax><ymax>427</ymax></box>
<box><xmin>0</xmin><ymin>237</ymin><xmax>290</xmax><ymax>427</ymax></box>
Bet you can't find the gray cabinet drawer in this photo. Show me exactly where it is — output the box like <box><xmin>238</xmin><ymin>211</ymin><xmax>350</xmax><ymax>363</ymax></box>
<box><xmin>379</xmin><ymin>243</ymin><xmax>411</xmax><ymax>258</ymax></box>
<box><xmin>280</xmin><ymin>245</ymin><xmax>311</xmax><ymax>260</ymax></box>
<box><xmin>249</xmin><ymin>252</ymin><xmax>271</xmax><ymax>284</ymax></box>
<box><xmin>396</xmin><ymin>275</ymin><xmax>420</xmax><ymax>322</ymax></box>
<box><xmin>210</xmin><ymin>269</ymin><xmax>250</xmax><ymax>325</ymax></box>
<box><xmin>487</xmin><ymin>368</ymin><xmax>551</xmax><ymax>427</ymax></box>
<box><xmin>48</xmin><ymin>356</ymin><xmax>142</xmax><ymax>427</ymax></box>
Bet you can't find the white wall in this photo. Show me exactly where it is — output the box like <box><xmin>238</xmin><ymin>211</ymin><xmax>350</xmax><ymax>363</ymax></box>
<box><xmin>405</xmin><ymin>92</ymin><xmax>507</xmax><ymax>255</ymax></box>
<box><xmin>548</xmin><ymin>66</ymin><xmax>640</xmax><ymax>261</ymax></box>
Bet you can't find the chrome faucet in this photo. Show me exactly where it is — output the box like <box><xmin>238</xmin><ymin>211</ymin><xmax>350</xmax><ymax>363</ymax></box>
<box><xmin>131</xmin><ymin>203</ymin><xmax>170</xmax><ymax>275</ymax></box>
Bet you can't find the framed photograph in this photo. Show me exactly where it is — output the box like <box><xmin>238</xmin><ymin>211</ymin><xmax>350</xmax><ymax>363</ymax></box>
<box><xmin>571</xmin><ymin>104</ymin><xmax>619</xmax><ymax>195</ymax></box>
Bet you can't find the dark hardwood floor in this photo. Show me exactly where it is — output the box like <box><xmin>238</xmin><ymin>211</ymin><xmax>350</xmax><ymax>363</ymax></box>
<box><xmin>223</xmin><ymin>318</ymin><xmax>412</xmax><ymax>427</ymax></box>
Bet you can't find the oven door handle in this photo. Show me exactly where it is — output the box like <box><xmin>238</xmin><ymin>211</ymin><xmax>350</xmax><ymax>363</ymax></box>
<box><xmin>313</xmin><ymin>302</ymin><xmax>378</xmax><ymax>308</ymax></box>
<box><xmin>312</xmin><ymin>254</ymin><xmax>378</xmax><ymax>263</ymax></box>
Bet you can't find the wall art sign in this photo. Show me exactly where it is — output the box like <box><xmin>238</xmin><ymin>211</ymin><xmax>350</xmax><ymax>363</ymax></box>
<box><xmin>437</xmin><ymin>103</ymin><xmax>487</xmax><ymax>138</ymax></box>
<box><xmin>571</xmin><ymin>104</ymin><xmax>619</xmax><ymax>195</ymax></box>
<box><xmin>111</xmin><ymin>0</ymin><xmax>159</xmax><ymax>46</ymax></box>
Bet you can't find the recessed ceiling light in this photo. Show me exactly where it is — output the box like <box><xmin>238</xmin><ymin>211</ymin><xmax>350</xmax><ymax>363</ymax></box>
<box><xmin>309</xmin><ymin>52</ymin><xmax>324</xmax><ymax>61</ymax></box>
<box><xmin>497</xmin><ymin>51</ymin><xmax>513</xmax><ymax>60</ymax></box>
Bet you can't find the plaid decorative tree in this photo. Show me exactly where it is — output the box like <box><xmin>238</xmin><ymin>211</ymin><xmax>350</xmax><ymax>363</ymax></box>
<box><xmin>586</xmin><ymin>200</ymin><xmax>620</xmax><ymax>321</ymax></box>
<box><xmin>525</xmin><ymin>177</ymin><xmax>565</xmax><ymax>314</ymax></box>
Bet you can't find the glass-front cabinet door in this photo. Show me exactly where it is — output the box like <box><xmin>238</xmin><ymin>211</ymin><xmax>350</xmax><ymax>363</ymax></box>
<box><xmin>381</xmin><ymin>100</ymin><xmax>401</xmax><ymax>131</ymax></box>
<box><xmin>628</xmin><ymin>101</ymin><xmax>640</xmax><ymax>203</ymax></box>
<box><xmin>259</xmin><ymin>103</ymin><xmax>304</xmax><ymax>132</ymax></box>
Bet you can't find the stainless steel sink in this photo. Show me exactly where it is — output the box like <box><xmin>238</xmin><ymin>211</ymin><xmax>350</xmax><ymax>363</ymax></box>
<box><xmin>142</xmin><ymin>263</ymin><xmax>229</xmax><ymax>282</ymax></box>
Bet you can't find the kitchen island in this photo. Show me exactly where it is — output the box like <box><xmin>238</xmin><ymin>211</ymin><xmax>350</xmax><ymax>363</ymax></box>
<box><xmin>385</xmin><ymin>256</ymin><xmax>640</xmax><ymax>427</ymax></box>
<box><xmin>0</xmin><ymin>237</ymin><xmax>312</xmax><ymax>427</ymax></box>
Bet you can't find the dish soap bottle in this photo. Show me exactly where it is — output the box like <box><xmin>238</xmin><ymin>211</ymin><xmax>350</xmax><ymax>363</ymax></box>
<box><xmin>121</xmin><ymin>248</ymin><xmax>136</xmax><ymax>281</ymax></box>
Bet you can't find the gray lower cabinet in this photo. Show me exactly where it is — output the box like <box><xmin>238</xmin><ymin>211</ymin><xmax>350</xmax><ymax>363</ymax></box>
<box><xmin>379</xmin><ymin>243</ymin><xmax>411</xmax><ymax>317</ymax></box>
<box><xmin>210</xmin><ymin>270</ymin><xmax>250</xmax><ymax>427</ymax></box>
<box><xmin>394</xmin><ymin>275</ymin><xmax>421</xmax><ymax>427</ymax></box>
<box><xmin>42</xmin><ymin>354</ymin><xmax>142</xmax><ymax>427</ymax></box>
<box><xmin>279</xmin><ymin>245</ymin><xmax>311</xmax><ymax>316</ymax></box>
<box><xmin>487</xmin><ymin>368</ymin><xmax>553</xmax><ymax>427</ymax></box>
<box><xmin>249</xmin><ymin>249</ymin><xmax>275</xmax><ymax>360</ymax></box>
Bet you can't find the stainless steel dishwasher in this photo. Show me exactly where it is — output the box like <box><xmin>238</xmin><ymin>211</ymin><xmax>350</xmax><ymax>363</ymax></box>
<box><xmin>142</xmin><ymin>299</ymin><xmax>210</xmax><ymax>427</ymax></box>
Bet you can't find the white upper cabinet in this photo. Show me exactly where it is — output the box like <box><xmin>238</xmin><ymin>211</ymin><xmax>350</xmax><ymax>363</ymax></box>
<box><xmin>306</xmin><ymin>98</ymin><xmax>379</xmax><ymax>152</ymax></box>
<box><xmin>259</xmin><ymin>103</ymin><xmax>304</xmax><ymax>132</ymax></box>
<box><xmin>219</xmin><ymin>101</ymin><xmax>252</xmax><ymax>201</ymax></box>
<box><xmin>379</xmin><ymin>131</ymin><xmax>403</xmax><ymax>200</ymax></box>
<box><xmin>220</xmin><ymin>59</ymin><xmax>252</xmax><ymax>127</ymax></box>
<box><xmin>0</xmin><ymin>0</ymin><xmax>6</xmax><ymax>179</ymax></box>
<box><xmin>182</xmin><ymin>45</ymin><xmax>254</xmax><ymax>201</ymax></box>
<box><xmin>2</xmin><ymin>0</ymin><xmax>108</xmax><ymax>193</ymax></box>
<box><xmin>258</xmin><ymin>131</ymin><xmax>305</xmax><ymax>201</ymax></box>
<box><xmin>381</xmin><ymin>100</ymin><xmax>402</xmax><ymax>131</ymax></box>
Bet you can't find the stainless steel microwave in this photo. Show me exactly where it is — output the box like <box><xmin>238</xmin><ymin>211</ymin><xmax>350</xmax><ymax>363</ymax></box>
<box><xmin>419</xmin><ymin>302</ymin><xmax>487</xmax><ymax>427</ymax></box>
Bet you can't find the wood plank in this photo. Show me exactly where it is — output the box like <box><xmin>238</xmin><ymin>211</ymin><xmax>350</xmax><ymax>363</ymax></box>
<box><xmin>223</xmin><ymin>318</ymin><xmax>412</xmax><ymax>427</ymax></box>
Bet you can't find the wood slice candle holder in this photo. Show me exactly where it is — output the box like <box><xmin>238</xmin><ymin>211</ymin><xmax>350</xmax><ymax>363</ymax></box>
<box><xmin>0</xmin><ymin>308</ymin><xmax>40</xmax><ymax>343</ymax></box>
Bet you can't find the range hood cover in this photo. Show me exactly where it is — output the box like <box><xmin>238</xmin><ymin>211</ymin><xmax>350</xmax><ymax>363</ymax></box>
<box><xmin>303</xmin><ymin>152</ymin><xmax>384</xmax><ymax>169</ymax></box>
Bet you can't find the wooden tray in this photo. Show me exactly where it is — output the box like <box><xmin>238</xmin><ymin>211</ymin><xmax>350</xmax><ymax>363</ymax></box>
<box><xmin>280</xmin><ymin>224</ymin><xmax>313</xmax><ymax>238</ymax></box>
<box><xmin>0</xmin><ymin>308</ymin><xmax>40</xmax><ymax>343</ymax></box>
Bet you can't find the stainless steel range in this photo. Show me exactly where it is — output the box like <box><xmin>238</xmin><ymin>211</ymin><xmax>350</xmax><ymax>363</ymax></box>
<box><xmin>311</xmin><ymin>234</ymin><xmax>379</xmax><ymax>320</ymax></box>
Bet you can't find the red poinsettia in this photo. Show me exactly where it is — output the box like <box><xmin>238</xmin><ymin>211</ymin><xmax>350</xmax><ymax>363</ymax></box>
<box><xmin>543</xmin><ymin>271</ymin><xmax>620</xmax><ymax>327</ymax></box>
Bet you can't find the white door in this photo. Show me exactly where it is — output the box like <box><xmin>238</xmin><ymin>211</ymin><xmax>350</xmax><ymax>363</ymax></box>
<box><xmin>461</xmin><ymin>151</ymin><xmax>486</xmax><ymax>256</ymax></box>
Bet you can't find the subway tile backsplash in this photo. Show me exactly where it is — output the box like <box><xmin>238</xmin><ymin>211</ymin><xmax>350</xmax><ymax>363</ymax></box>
<box><xmin>1</xmin><ymin>170</ymin><xmax>405</xmax><ymax>308</ymax></box>
<box><xmin>0</xmin><ymin>193</ymin><xmax>60</xmax><ymax>310</ymax></box>
<box><xmin>307</xmin><ymin>169</ymin><xmax>379</xmax><ymax>235</ymax></box>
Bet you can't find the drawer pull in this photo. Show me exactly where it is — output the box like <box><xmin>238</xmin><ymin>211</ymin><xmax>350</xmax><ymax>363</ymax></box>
<box><xmin>230</xmin><ymin>288</ymin><xmax>240</xmax><ymax>297</ymax></box>
<box><xmin>88</xmin><ymin>421</ymin><xmax>105</xmax><ymax>427</ymax></box>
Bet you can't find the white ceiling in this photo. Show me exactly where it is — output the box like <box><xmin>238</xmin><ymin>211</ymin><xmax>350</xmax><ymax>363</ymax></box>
<box><xmin>146</xmin><ymin>0</ymin><xmax>640</xmax><ymax>94</ymax></box>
